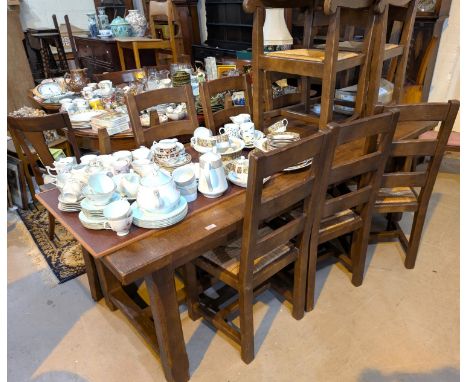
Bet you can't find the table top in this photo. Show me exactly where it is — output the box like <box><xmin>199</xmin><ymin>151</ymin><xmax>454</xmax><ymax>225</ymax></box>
<box><xmin>35</xmin><ymin>118</ymin><xmax>435</xmax><ymax>284</ymax></box>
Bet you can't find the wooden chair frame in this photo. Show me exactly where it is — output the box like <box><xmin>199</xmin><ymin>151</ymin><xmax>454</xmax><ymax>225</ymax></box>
<box><xmin>126</xmin><ymin>84</ymin><xmax>198</xmax><ymax>146</ymax></box>
<box><xmin>199</xmin><ymin>75</ymin><xmax>252</xmax><ymax>133</ymax></box>
<box><xmin>245</xmin><ymin>0</ymin><xmax>382</xmax><ymax>130</ymax></box>
<box><xmin>304</xmin><ymin>109</ymin><xmax>399</xmax><ymax>311</ymax></box>
<box><xmin>366</xmin><ymin>0</ymin><xmax>417</xmax><ymax>114</ymax></box>
<box><xmin>185</xmin><ymin>128</ymin><xmax>336</xmax><ymax>363</ymax></box>
<box><xmin>371</xmin><ymin>100</ymin><xmax>460</xmax><ymax>269</ymax></box>
<box><xmin>7</xmin><ymin>112</ymin><xmax>81</xmax><ymax>240</ymax></box>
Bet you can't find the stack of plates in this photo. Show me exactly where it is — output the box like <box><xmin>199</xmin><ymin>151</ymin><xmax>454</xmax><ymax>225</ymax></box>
<box><xmin>58</xmin><ymin>194</ymin><xmax>83</xmax><ymax>212</ymax></box>
<box><xmin>69</xmin><ymin>110</ymin><xmax>105</xmax><ymax>129</ymax></box>
<box><xmin>131</xmin><ymin>198</ymin><xmax>188</xmax><ymax>229</ymax></box>
<box><xmin>80</xmin><ymin>193</ymin><xmax>121</xmax><ymax>219</ymax></box>
<box><xmin>253</xmin><ymin>138</ymin><xmax>313</xmax><ymax>172</ymax></box>
<box><xmin>78</xmin><ymin>211</ymin><xmax>109</xmax><ymax>230</ymax></box>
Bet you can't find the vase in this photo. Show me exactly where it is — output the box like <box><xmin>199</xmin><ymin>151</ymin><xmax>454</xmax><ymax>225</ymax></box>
<box><xmin>97</xmin><ymin>7</ymin><xmax>110</xmax><ymax>30</ymax></box>
<box><xmin>125</xmin><ymin>9</ymin><xmax>147</xmax><ymax>37</ymax></box>
<box><xmin>64</xmin><ymin>69</ymin><xmax>89</xmax><ymax>92</ymax></box>
<box><xmin>86</xmin><ymin>12</ymin><xmax>99</xmax><ymax>37</ymax></box>
<box><xmin>110</xmin><ymin>16</ymin><xmax>133</xmax><ymax>38</ymax></box>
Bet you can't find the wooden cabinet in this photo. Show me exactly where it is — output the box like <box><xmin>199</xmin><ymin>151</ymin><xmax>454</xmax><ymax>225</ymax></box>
<box><xmin>75</xmin><ymin>36</ymin><xmax>121</xmax><ymax>78</ymax></box>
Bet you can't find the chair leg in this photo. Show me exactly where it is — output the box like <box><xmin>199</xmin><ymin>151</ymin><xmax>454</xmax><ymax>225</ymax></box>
<box><xmin>48</xmin><ymin>212</ymin><xmax>55</xmax><ymax>241</ymax></box>
<box><xmin>350</xmin><ymin>228</ymin><xmax>367</xmax><ymax>287</ymax></box>
<box><xmin>292</xmin><ymin>251</ymin><xmax>307</xmax><ymax>319</ymax></box>
<box><xmin>184</xmin><ymin>262</ymin><xmax>201</xmax><ymax>321</ymax></box>
<box><xmin>404</xmin><ymin>210</ymin><xmax>427</xmax><ymax>269</ymax></box>
<box><xmin>305</xmin><ymin>238</ymin><xmax>319</xmax><ymax>312</ymax></box>
<box><xmin>239</xmin><ymin>287</ymin><xmax>255</xmax><ymax>364</ymax></box>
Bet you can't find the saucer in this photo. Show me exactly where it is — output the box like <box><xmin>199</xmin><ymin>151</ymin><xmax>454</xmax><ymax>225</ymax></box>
<box><xmin>131</xmin><ymin>198</ymin><xmax>188</xmax><ymax>228</ymax></box>
<box><xmin>227</xmin><ymin>171</ymin><xmax>270</xmax><ymax>188</ymax></box>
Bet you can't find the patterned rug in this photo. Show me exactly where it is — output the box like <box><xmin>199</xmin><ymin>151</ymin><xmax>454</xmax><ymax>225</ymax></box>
<box><xmin>17</xmin><ymin>205</ymin><xmax>85</xmax><ymax>283</ymax></box>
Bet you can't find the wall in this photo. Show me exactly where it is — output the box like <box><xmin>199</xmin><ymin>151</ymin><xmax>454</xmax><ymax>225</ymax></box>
<box><xmin>19</xmin><ymin>0</ymin><xmax>95</xmax><ymax>31</ymax></box>
<box><xmin>428</xmin><ymin>0</ymin><xmax>460</xmax><ymax>132</ymax></box>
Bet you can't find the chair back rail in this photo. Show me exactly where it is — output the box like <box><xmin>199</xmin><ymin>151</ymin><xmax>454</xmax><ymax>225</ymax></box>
<box><xmin>126</xmin><ymin>84</ymin><xmax>198</xmax><ymax>146</ymax></box>
<box><xmin>377</xmin><ymin>100</ymin><xmax>460</xmax><ymax>198</ymax></box>
<box><xmin>324</xmin><ymin>110</ymin><xmax>399</xmax><ymax>219</ymax></box>
<box><xmin>199</xmin><ymin>75</ymin><xmax>252</xmax><ymax>133</ymax></box>
<box><xmin>239</xmin><ymin>128</ymin><xmax>336</xmax><ymax>274</ymax></box>
<box><xmin>7</xmin><ymin>113</ymin><xmax>81</xmax><ymax>186</ymax></box>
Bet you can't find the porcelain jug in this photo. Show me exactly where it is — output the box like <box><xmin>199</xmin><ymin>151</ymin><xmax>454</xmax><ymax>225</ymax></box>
<box><xmin>64</xmin><ymin>69</ymin><xmax>88</xmax><ymax>92</ymax></box>
<box><xmin>198</xmin><ymin>151</ymin><xmax>228</xmax><ymax>198</ymax></box>
<box><xmin>137</xmin><ymin>170</ymin><xmax>180</xmax><ymax>214</ymax></box>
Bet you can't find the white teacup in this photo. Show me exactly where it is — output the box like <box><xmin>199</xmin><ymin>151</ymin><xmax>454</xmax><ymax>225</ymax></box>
<box><xmin>193</xmin><ymin>126</ymin><xmax>213</xmax><ymax>139</ymax></box>
<box><xmin>98</xmin><ymin>80</ymin><xmax>113</xmax><ymax>96</ymax></box>
<box><xmin>80</xmin><ymin>154</ymin><xmax>98</xmax><ymax>165</ymax></box>
<box><xmin>132</xmin><ymin>159</ymin><xmax>158</xmax><ymax>177</ymax></box>
<box><xmin>73</xmin><ymin>98</ymin><xmax>88</xmax><ymax>111</ymax></box>
<box><xmin>87</xmin><ymin>82</ymin><xmax>98</xmax><ymax>90</ymax></box>
<box><xmin>230</xmin><ymin>113</ymin><xmax>251</xmax><ymax>125</ymax></box>
<box><xmin>172</xmin><ymin>165</ymin><xmax>196</xmax><ymax>188</ymax></box>
<box><xmin>105</xmin><ymin>214</ymin><xmax>133</xmax><ymax>236</ymax></box>
<box><xmin>97</xmin><ymin>154</ymin><xmax>115</xmax><ymax>168</ymax></box>
<box><xmin>103</xmin><ymin>199</ymin><xmax>131</xmax><ymax>220</ymax></box>
<box><xmin>121</xmin><ymin>173</ymin><xmax>140</xmax><ymax>198</ymax></box>
<box><xmin>112</xmin><ymin>158</ymin><xmax>130</xmax><ymax>175</ymax></box>
<box><xmin>132</xmin><ymin>146</ymin><xmax>152</xmax><ymax>161</ymax></box>
<box><xmin>239</xmin><ymin>122</ymin><xmax>255</xmax><ymax>143</ymax></box>
<box><xmin>61</xmin><ymin>180</ymin><xmax>82</xmax><ymax>203</ymax></box>
<box><xmin>219</xmin><ymin>123</ymin><xmax>240</xmax><ymax>138</ymax></box>
<box><xmin>113</xmin><ymin>150</ymin><xmax>132</xmax><ymax>162</ymax></box>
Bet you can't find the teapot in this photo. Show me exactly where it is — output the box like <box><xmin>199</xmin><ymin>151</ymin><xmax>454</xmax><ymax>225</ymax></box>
<box><xmin>64</xmin><ymin>68</ymin><xmax>88</xmax><ymax>92</ymax></box>
<box><xmin>137</xmin><ymin>170</ymin><xmax>180</xmax><ymax>214</ymax></box>
<box><xmin>198</xmin><ymin>151</ymin><xmax>228</xmax><ymax>198</ymax></box>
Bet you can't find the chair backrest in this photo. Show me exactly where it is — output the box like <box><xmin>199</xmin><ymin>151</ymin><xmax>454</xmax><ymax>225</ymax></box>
<box><xmin>320</xmin><ymin>110</ymin><xmax>399</xmax><ymax>240</ymax></box>
<box><xmin>7</xmin><ymin>113</ymin><xmax>81</xmax><ymax>186</ymax></box>
<box><xmin>367</xmin><ymin>0</ymin><xmax>417</xmax><ymax>113</ymax></box>
<box><xmin>94</xmin><ymin>68</ymin><xmax>147</xmax><ymax>85</ymax></box>
<box><xmin>376</xmin><ymin>100</ymin><xmax>459</xmax><ymax>204</ymax></box>
<box><xmin>199</xmin><ymin>75</ymin><xmax>252</xmax><ymax>133</ymax></box>
<box><xmin>126</xmin><ymin>84</ymin><xmax>198</xmax><ymax>146</ymax></box>
<box><xmin>238</xmin><ymin>127</ymin><xmax>336</xmax><ymax>282</ymax></box>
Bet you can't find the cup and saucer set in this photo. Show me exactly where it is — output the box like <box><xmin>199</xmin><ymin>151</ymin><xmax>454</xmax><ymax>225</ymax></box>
<box><xmin>151</xmin><ymin>138</ymin><xmax>192</xmax><ymax>172</ymax></box>
<box><xmin>220</xmin><ymin>114</ymin><xmax>265</xmax><ymax>149</ymax></box>
<box><xmin>224</xmin><ymin>155</ymin><xmax>270</xmax><ymax>188</ymax></box>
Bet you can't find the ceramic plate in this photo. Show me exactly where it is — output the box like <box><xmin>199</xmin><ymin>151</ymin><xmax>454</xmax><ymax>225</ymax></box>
<box><xmin>227</xmin><ymin>172</ymin><xmax>270</xmax><ymax>188</ymax></box>
<box><xmin>35</xmin><ymin>82</ymin><xmax>63</xmax><ymax>99</ymax></box>
<box><xmin>252</xmin><ymin>138</ymin><xmax>313</xmax><ymax>171</ymax></box>
<box><xmin>131</xmin><ymin>198</ymin><xmax>188</xmax><ymax>228</ymax></box>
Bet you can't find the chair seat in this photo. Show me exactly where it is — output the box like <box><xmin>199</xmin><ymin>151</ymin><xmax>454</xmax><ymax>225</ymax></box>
<box><xmin>266</xmin><ymin>48</ymin><xmax>358</xmax><ymax>62</ymax></box>
<box><xmin>201</xmin><ymin>226</ymin><xmax>294</xmax><ymax>276</ymax></box>
<box><xmin>375</xmin><ymin>187</ymin><xmax>418</xmax><ymax>205</ymax></box>
<box><xmin>319</xmin><ymin>209</ymin><xmax>359</xmax><ymax>233</ymax></box>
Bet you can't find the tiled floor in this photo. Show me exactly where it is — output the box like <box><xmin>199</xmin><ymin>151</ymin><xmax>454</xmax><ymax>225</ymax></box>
<box><xmin>7</xmin><ymin>171</ymin><xmax>459</xmax><ymax>382</ymax></box>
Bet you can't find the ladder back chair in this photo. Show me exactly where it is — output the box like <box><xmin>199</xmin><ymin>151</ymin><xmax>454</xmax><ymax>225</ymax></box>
<box><xmin>366</xmin><ymin>0</ymin><xmax>417</xmax><ymax>114</ymax></box>
<box><xmin>371</xmin><ymin>100</ymin><xmax>460</xmax><ymax>269</ymax></box>
<box><xmin>244</xmin><ymin>0</ymin><xmax>382</xmax><ymax>131</ymax></box>
<box><xmin>304</xmin><ymin>110</ymin><xmax>399</xmax><ymax>311</ymax></box>
<box><xmin>7</xmin><ymin>113</ymin><xmax>81</xmax><ymax>240</ymax></box>
<box><xmin>185</xmin><ymin>128</ymin><xmax>335</xmax><ymax>363</ymax></box>
<box><xmin>126</xmin><ymin>84</ymin><xmax>198</xmax><ymax>146</ymax></box>
<box><xmin>199</xmin><ymin>74</ymin><xmax>252</xmax><ymax>134</ymax></box>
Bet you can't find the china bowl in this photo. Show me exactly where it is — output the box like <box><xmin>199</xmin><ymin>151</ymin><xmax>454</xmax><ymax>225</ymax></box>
<box><xmin>172</xmin><ymin>165</ymin><xmax>196</xmax><ymax>188</ymax></box>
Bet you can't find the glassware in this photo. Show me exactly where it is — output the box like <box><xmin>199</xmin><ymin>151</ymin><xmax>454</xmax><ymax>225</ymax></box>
<box><xmin>417</xmin><ymin>0</ymin><xmax>436</xmax><ymax>12</ymax></box>
<box><xmin>86</xmin><ymin>12</ymin><xmax>99</xmax><ymax>37</ymax></box>
<box><xmin>97</xmin><ymin>7</ymin><xmax>110</xmax><ymax>30</ymax></box>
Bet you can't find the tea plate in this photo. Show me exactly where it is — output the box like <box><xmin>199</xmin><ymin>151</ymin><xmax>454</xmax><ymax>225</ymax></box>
<box><xmin>131</xmin><ymin>198</ymin><xmax>188</xmax><ymax>228</ymax></box>
<box><xmin>252</xmin><ymin>138</ymin><xmax>313</xmax><ymax>171</ymax></box>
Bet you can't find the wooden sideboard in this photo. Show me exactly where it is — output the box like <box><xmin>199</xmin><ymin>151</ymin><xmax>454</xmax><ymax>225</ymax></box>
<box><xmin>75</xmin><ymin>36</ymin><xmax>121</xmax><ymax>78</ymax></box>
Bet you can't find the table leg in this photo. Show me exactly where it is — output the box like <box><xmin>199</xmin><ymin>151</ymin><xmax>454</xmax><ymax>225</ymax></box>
<box><xmin>145</xmin><ymin>266</ymin><xmax>190</xmax><ymax>382</ymax></box>
<box><xmin>133</xmin><ymin>42</ymin><xmax>141</xmax><ymax>69</ymax></box>
<box><xmin>81</xmin><ymin>246</ymin><xmax>103</xmax><ymax>302</ymax></box>
<box><xmin>117</xmin><ymin>43</ymin><xmax>126</xmax><ymax>70</ymax></box>
<box><xmin>95</xmin><ymin>259</ymin><xmax>118</xmax><ymax>311</ymax></box>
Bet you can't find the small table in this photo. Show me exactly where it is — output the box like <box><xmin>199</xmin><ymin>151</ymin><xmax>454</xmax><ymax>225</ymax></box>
<box><xmin>116</xmin><ymin>37</ymin><xmax>176</xmax><ymax>70</ymax></box>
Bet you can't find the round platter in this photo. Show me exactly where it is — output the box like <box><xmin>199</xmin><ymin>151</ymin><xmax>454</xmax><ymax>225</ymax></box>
<box><xmin>253</xmin><ymin>138</ymin><xmax>313</xmax><ymax>171</ymax></box>
<box><xmin>227</xmin><ymin>171</ymin><xmax>270</xmax><ymax>188</ymax></box>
